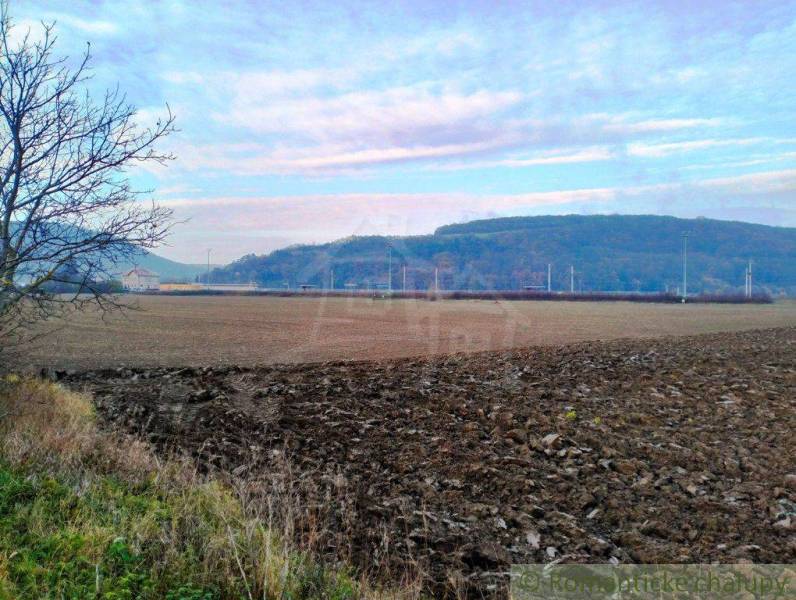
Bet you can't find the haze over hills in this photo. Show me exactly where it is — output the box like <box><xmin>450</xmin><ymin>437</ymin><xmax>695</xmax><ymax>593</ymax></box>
<box><xmin>120</xmin><ymin>253</ymin><xmax>214</xmax><ymax>282</ymax></box>
<box><xmin>8</xmin><ymin>221</ymin><xmax>212</xmax><ymax>284</ymax></box>
<box><xmin>208</xmin><ymin>215</ymin><xmax>796</xmax><ymax>295</ymax></box>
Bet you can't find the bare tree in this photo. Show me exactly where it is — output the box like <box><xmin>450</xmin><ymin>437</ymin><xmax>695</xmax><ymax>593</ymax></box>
<box><xmin>0</xmin><ymin>4</ymin><xmax>175</xmax><ymax>350</ymax></box>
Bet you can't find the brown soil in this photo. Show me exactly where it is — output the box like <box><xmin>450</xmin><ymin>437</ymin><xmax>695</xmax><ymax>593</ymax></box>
<box><xmin>17</xmin><ymin>295</ymin><xmax>796</xmax><ymax>370</ymax></box>
<box><xmin>59</xmin><ymin>327</ymin><xmax>796</xmax><ymax>598</ymax></box>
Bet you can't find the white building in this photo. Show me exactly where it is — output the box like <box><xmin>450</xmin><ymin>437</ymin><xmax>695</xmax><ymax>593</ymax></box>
<box><xmin>122</xmin><ymin>267</ymin><xmax>160</xmax><ymax>291</ymax></box>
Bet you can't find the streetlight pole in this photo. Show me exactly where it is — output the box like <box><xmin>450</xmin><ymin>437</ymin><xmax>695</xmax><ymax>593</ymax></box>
<box><xmin>387</xmin><ymin>243</ymin><xmax>392</xmax><ymax>292</ymax></box>
<box><xmin>682</xmin><ymin>233</ymin><xmax>688</xmax><ymax>302</ymax></box>
<box><xmin>206</xmin><ymin>248</ymin><xmax>212</xmax><ymax>288</ymax></box>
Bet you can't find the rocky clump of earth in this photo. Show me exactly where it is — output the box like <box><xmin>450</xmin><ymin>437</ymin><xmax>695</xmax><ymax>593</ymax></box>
<box><xmin>58</xmin><ymin>327</ymin><xmax>796</xmax><ymax>598</ymax></box>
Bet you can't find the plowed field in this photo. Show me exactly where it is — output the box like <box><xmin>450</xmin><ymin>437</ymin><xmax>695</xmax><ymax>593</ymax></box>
<box><xmin>60</xmin><ymin>327</ymin><xmax>796</xmax><ymax>598</ymax></box>
<box><xmin>18</xmin><ymin>295</ymin><xmax>796</xmax><ymax>370</ymax></box>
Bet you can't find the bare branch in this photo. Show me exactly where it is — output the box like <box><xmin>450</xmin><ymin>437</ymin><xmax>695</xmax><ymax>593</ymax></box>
<box><xmin>0</xmin><ymin>1</ymin><xmax>175</xmax><ymax>350</ymax></box>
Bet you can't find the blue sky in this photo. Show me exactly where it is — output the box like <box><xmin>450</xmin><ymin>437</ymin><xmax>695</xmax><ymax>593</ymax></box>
<box><xmin>14</xmin><ymin>1</ymin><xmax>796</xmax><ymax>263</ymax></box>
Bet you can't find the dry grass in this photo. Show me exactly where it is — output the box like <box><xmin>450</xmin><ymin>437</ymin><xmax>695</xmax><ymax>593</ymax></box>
<box><xmin>0</xmin><ymin>377</ymin><xmax>154</xmax><ymax>482</ymax></box>
<box><xmin>13</xmin><ymin>295</ymin><xmax>796</xmax><ymax>370</ymax></box>
<box><xmin>0</xmin><ymin>376</ymin><xmax>423</xmax><ymax>599</ymax></box>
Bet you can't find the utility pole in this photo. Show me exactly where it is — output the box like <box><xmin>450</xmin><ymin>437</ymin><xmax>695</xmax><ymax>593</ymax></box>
<box><xmin>435</xmin><ymin>267</ymin><xmax>439</xmax><ymax>292</ymax></box>
<box><xmin>746</xmin><ymin>259</ymin><xmax>753</xmax><ymax>298</ymax></box>
<box><xmin>206</xmin><ymin>248</ymin><xmax>212</xmax><ymax>288</ymax></box>
<box><xmin>330</xmin><ymin>268</ymin><xmax>334</xmax><ymax>291</ymax></box>
<box><xmin>387</xmin><ymin>244</ymin><xmax>392</xmax><ymax>292</ymax></box>
<box><xmin>570</xmin><ymin>265</ymin><xmax>574</xmax><ymax>294</ymax></box>
<box><xmin>547</xmin><ymin>263</ymin><xmax>552</xmax><ymax>292</ymax></box>
<box><xmin>402</xmin><ymin>264</ymin><xmax>406</xmax><ymax>292</ymax></box>
<box><xmin>682</xmin><ymin>233</ymin><xmax>688</xmax><ymax>301</ymax></box>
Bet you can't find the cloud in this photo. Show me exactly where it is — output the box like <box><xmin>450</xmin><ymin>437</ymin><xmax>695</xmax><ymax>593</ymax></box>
<box><xmin>699</xmin><ymin>168</ymin><xmax>796</xmax><ymax>194</ymax></box>
<box><xmin>433</xmin><ymin>146</ymin><xmax>615</xmax><ymax>171</ymax></box>
<box><xmin>158</xmin><ymin>187</ymin><xmax>618</xmax><ymax>260</ymax></box>
<box><xmin>627</xmin><ymin>137</ymin><xmax>766</xmax><ymax>158</ymax></box>
<box><xmin>4</xmin><ymin>18</ymin><xmax>48</xmax><ymax>46</ymax></box>
<box><xmin>173</xmin><ymin>107</ymin><xmax>731</xmax><ymax>175</ymax></box>
<box><xmin>157</xmin><ymin>168</ymin><xmax>796</xmax><ymax>262</ymax></box>
<box><xmin>44</xmin><ymin>13</ymin><xmax>118</xmax><ymax>35</ymax></box>
<box><xmin>231</xmin><ymin>69</ymin><xmax>353</xmax><ymax>95</ymax></box>
<box><xmin>597</xmin><ymin>116</ymin><xmax>726</xmax><ymax>135</ymax></box>
<box><xmin>161</xmin><ymin>71</ymin><xmax>205</xmax><ymax>85</ymax></box>
<box><xmin>218</xmin><ymin>86</ymin><xmax>523</xmax><ymax>141</ymax></box>
<box><xmin>682</xmin><ymin>152</ymin><xmax>796</xmax><ymax>171</ymax></box>
<box><xmin>159</xmin><ymin>187</ymin><xmax>618</xmax><ymax>211</ymax></box>
<box><xmin>490</xmin><ymin>147</ymin><xmax>615</xmax><ymax>167</ymax></box>
<box><xmin>168</xmin><ymin>85</ymin><xmax>530</xmax><ymax>174</ymax></box>
<box><xmin>260</xmin><ymin>140</ymin><xmax>513</xmax><ymax>170</ymax></box>
<box><xmin>175</xmin><ymin>137</ymin><xmax>522</xmax><ymax>174</ymax></box>
<box><xmin>11</xmin><ymin>0</ymin><xmax>796</xmax><ymax>262</ymax></box>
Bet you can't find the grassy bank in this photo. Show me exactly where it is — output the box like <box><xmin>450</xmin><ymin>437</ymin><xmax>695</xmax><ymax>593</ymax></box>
<box><xmin>0</xmin><ymin>377</ymin><xmax>410</xmax><ymax>599</ymax></box>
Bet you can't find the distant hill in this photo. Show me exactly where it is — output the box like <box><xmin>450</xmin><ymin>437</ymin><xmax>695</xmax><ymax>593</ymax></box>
<box><xmin>119</xmin><ymin>252</ymin><xmax>214</xmax><ymax>282</ymax></box>
<box><xmin>209</xmin><ymin>215</ymin><xmax>796</xmax><ymax>295</ymax></box>
<box><xmin>9</xmin><ymin>221</ymin><xmax>214</xmax><ymax>283</ymax></box>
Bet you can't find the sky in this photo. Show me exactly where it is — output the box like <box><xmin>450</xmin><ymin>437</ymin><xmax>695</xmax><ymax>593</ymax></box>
<box><xmin>12</xmin><ymin>0</ymin><xmax>796</xmax><ymax>263</ymax></box>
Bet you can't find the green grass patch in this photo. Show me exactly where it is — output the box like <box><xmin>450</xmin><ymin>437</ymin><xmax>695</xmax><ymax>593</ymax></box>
<box><xmin>0</xmin><ymin>461</ymin><xmax>360</xmax><ymax>599</ymax></box>
<box><xmin>0</xmin><ymin>378</ymin><xmax>374</xmax><ymax>600</ymax></box>
<box><xmin>0</xmin><ymin>463</ymin><xmax>214</xmax><ymax>598</ymax></box>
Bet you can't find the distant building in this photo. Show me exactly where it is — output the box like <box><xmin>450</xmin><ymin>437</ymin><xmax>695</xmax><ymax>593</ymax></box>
<box><xmin>122</xmin><ymin>267</ymin><xmax>160</xmax><ymax>291</ymax></box>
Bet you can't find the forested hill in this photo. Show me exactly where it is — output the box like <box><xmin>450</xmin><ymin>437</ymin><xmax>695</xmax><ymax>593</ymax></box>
<box><xmin>208</xmin><ymin>215</ymin><xmax>796</xmax><ymax>295</ymax></box>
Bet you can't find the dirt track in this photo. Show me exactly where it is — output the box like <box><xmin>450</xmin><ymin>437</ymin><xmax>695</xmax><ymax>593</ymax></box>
<box><xmin>60</xmin><ymin>327</ymin><xmax>796</xmax><ymax>598</ymax></box>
